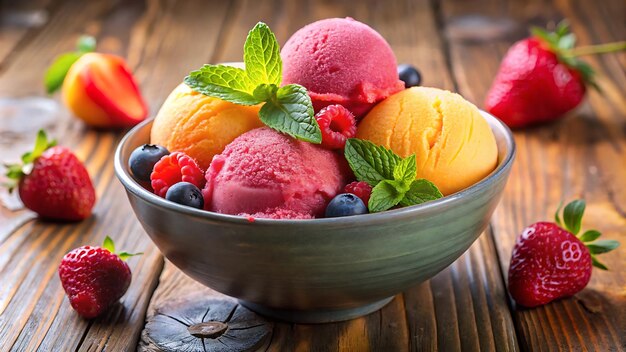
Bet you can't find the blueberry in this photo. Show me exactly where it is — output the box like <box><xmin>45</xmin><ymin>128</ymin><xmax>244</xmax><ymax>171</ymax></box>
<box><xmin>325</xmin><ymin>193</ymin><xmax>368</xmax><ymax>218</ymax></box>
<box><xmin>129</xmin><ymin>144</ymin><xmax>169</xmax><ymax>181</ymax></box>
<box><xmin>165</xmin><ymin>182</ymin><xmax>204</xmax><ymax>209</ymax></box>
<box><xmin>398</xmin><ymin>64</ymin><xmax>421</xmax><ymax>88</ymax></box>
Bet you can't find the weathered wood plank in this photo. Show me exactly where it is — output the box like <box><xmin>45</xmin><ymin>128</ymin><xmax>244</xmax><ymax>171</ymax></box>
<box><xmin>139</xmin><ymin>0</ymin><xmax>517</xmax><ymax>351</ymax></box>
<box><xmin>440</xmin><ymin>0</ymin><xmax>626</xmax><ymax>349</ymax></box>
<box><xmin>0</xmin><ymin>0</ymin><xmax>55</xmax><ymax>68</ymax></box>
<box><xmin>1</xmin><ymin>1</ymin><xmax>151</xmax><ymax>351</ymax></box>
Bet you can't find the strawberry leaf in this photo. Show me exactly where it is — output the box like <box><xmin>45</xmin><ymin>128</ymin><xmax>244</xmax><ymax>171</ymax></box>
<box><xmin>586</xmin><ymin>240</ymin><xmax>620</xmax><ymax>254</ymax></box>
<box><xmin>590</xmin><ymin>255</ymin><xmax>608</xmax><ymax>270</ymax></box>
<box><xmin>554</xmin><ymin>201</ymin><xmax>564</xmax><ymax>228</ymax></box>
<box><xmin>103</xmin><ymin>236</ymin><xmax>115</xmax><ymax>253</ymax></box>
<box><xmin>555</xmin><ymin>20</ymin><xmax>570</xmax><ymax>37</ymax></box>
<box><xmin>4</xmin><ymin>129</ymin><xmax>56</xmax><ymax>190</ymax></box>
<box><xmin>118</xmin><ymin>252</ymin><xmax>143</xmax><ymax>261</ymax></box>
<box><xmin>579</xmin><ymin>229</ymin><xmax>601</xmax><ymax>242</ymax></box>
<box><xmin>558</xmin><ymin>33</ymin><xmax>576</xmax><ymax>50</ymax></box>
<box><xmin>563</xmin><ymin>199</ymin><xmax>585</xmax><ymax>235</ymax></box>
<box><xmin>21</xmin><ymin>130</ymin><xmax>56</xmax><ymax>164</ymax></box>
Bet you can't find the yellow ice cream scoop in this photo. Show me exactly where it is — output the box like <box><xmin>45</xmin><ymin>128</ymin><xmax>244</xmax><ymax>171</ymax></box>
<box><xmin>356</xmin><ymin>87</ymin><xmax>498</xmax><ymax>195</ymax></box>
<box><xmin>151</xmin><ymin>83</ymin><xmax>263</xmax><ymax>170</ymax></box>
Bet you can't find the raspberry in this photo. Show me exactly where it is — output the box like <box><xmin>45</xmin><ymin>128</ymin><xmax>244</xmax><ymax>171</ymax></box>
<box><xmin>314</xmin><ymin>104</ymin><xmax>356</xmax><ymax>149</ymax></box>
<box><xmin>150</xmin><ymin>152</ymin><xmax>205</xmax><ymax>197</ymax></box>
<box><xmin>344</xmin><ymin>181</ymin><xmax>372</xmax><ymax>205</ymax></box>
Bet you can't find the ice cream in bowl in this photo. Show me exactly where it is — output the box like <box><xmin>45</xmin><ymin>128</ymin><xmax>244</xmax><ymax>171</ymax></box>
<box><xmin>114</xmin><ymin>18</ymin><xmax>515</xmax><ymax>323</ymax></box>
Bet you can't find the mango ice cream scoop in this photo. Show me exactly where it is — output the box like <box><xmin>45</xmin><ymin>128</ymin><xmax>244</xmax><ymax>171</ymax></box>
<box><xmin>356</xmin><ymin>87</ymin><xmax>498</xmax><ymax>195</ymax></box>
<box><xmin>151</xmin><ymin>83</ymin><xmax>263</xmax><ymax>170</ymax></box>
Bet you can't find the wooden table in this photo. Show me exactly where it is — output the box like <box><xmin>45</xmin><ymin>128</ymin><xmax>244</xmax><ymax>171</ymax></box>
<box><xmin>1</xmin><ymin>0</ymin><xmax>624</xmax><ymax>350</ymax></box>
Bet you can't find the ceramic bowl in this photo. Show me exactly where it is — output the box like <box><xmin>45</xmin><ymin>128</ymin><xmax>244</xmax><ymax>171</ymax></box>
<box><xmin>114</xmin><ymin>110</ymin><xmax>515</xmax><ymax>323</ymax></box>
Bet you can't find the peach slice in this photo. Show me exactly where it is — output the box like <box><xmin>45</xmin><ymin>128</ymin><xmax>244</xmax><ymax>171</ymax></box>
<box><xmin>62</xmin><ymin>53</ymin><xmax>147</xmax><ymax>128</ymax></box>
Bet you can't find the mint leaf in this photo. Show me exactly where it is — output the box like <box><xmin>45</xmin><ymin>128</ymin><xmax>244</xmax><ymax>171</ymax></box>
<box><xmin>344</xmin><ymin>139</ymin><xmax>401</xmax><ymax>186</ymax></box>
<box><xmin>244</xmin><ymin>22</ymin><xmax>282</xmax><ymax>86</ymax></box>
<box><xmin>579</xmin><ymin>229</ymin><xmax>601</xmax><ymax>242</ymax></box>
<box><xmin>259</xmin><ymin>84</ymin><xmax>321</xmax><ymax>143</ymax></box>
<box><xmin>393</xmin><ymin>155</ymin><xmax>416</xmax><ymax>182</ymax></box>
<box><xmin>77</xmin><ymin>35</ymin><xmax>96</xmax><ymax>53</ymax></box>
<box><xmin>563</xmin><ymin>199</ymin><xmax>585</xmax><ymax>235</ymax></box>
<box><xmin>184</xmin><ymin>64</ymin><xmax>260</xmax><ymax>105</ymax></box>
<box><xmin>44</xmin><ymin>52</ymin><xmax>82</xmax><ymax>94</ymax></box>
<box><xmin>586</xmin><ymin>240</ymin><xmax>620</xmax><ymax>255</ymax></box>
<box><xmin>253</xmin><ymin>83</ymin><xmax>278</xmax><ymax>101</ymax></box>
<box><xmin>103</xmin><ymin>236</ymin><xmax>115</xmax><ymax>253</ymax></box>
<box><xmin>368</xmin><ymin>180</ymin><xmax>404</xmax><ymax>212</ymax></box>
<box><xmin>399</xmin><ymin>179</ymin><xmax>443</xmax><ymax>206</ymax></box>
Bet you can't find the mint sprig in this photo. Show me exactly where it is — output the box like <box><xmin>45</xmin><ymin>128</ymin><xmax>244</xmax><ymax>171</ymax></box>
<box><xmin>44</xmin><ymin>35</ymin><xmax>96</xmax><ymax>94</ymax></box>
<box><xmin>184</xmin><ymin>22</ymin><xmax>321</xmax><ymax>143</ymax></box>
<box><xmin>344</xmin><ymin>139</ymin><xmax>443</xmax><ymax>213</ymax></box>
<box><xmin>555</xmin><ymin>199</ymin><xmax>620</xmax><ymax>270</ymax></box>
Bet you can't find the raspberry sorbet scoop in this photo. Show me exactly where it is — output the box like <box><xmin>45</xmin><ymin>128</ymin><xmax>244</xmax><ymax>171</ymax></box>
<box><xmin>281</xmin><ymin>17</ymin><xmax>404</xmax><ymax>118</ymax></box>
<box><xmin>203</xmin><ymin>128</ymin><xmax>351</xmax><ymax>219</ymax></box>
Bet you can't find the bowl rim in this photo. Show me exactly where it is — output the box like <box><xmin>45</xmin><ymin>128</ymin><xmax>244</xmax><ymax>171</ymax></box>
<box><xmin>114</xmin><ymin>110</ymin><xmax>515</xmax><ymax>227</ymax></box>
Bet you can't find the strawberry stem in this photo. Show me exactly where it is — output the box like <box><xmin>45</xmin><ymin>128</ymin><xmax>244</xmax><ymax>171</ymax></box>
<box><xmin>565</xmin><ymin>41</ymin><xmax>626</xmax><ymax>57</ymax></box>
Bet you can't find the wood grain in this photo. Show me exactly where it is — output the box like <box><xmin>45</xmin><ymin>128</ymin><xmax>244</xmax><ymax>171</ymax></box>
<box><xmin>139</xmin><ymin>0</ymin><xmax>517</xmax><ymax>351</ymax></box>
<box><xmin>440</xmin><ymin>0</ymin><xmax>626</xmax><ymax>350</ymax></box>
<box><xmin>0</xmin><ymin>0</ymin><xmax>623</xmax><ymax>350</ymax></box>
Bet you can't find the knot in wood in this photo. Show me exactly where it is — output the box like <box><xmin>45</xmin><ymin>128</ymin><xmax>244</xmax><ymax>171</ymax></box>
<box><xmin>187</xmin><ymin>321</ymin><xmax>228</xmax><ymax>339</ymax></box>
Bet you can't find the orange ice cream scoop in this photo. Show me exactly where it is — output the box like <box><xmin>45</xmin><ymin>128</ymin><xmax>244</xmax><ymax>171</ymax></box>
<box><xmin>356</xmin><ymin>87</ymin><xmax>497</xmax><ymax>195</ymax></box>
<box><xmin>151</xmin><ymin>83</ymin><xmax>263</xmax><ymax>170</ymax></box>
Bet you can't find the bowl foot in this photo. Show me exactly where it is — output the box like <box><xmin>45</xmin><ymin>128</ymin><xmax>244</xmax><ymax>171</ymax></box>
<box><xmin>238</xmin><ymin>296</ymin><xmax>394</xmax><ymax>324</ymax></box>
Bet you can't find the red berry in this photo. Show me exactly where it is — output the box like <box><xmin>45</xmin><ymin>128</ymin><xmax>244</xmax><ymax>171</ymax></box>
<box><xmin>508</xmin><ymin>222</ymin><xmax>591</xmax><ymax>307</ymax></box>
<box><xmin>5</xmin><ymin>130</ymin><xmax>96</xmax><ymax>221</ymax></box>
<box><xmin>485</xmin><ymin>37</ymin><xmax>586</xmax><ymax>128</ymax></box>
<box><xmin>507</xmin><ymin>200</ymin><xmax>619</xmax><ymax>307</ymax></box>
<box><xmin>150</xmin><ymin>152</ymin><xmax>205</xmax><ymax>197</ymax></box>
<box><xmin>314</xmin><ymin>104</ymin><xmax>356</xmax><ymax>149</ymax></box>
<box><xmin>344</xmin><ymin>181</ymin><xmax>372</xmax><ymax>205</ymax></box>
<box><xmin>58</xmin><ymin>244</ymin><xmax>131</xmax><ymax>318</ymax></box>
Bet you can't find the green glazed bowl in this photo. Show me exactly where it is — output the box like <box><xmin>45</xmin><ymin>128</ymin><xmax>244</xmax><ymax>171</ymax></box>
<box><xmin>114</xmin><ymin>110</ymin><xmax>515</xmax><ymax>323</ymax></box>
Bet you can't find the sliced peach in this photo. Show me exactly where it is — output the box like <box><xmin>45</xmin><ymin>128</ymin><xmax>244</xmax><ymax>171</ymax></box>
<box><xmin>62</xmin><ymin>53</ymin><xmax>147</xmax><ymax>128</ymax></box>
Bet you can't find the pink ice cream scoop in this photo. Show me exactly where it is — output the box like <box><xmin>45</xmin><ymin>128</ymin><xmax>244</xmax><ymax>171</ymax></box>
<box><xmin>281</xmin><ymin>17</ymin><xmax>405</xmax><ymax>118</ymax></box>
<box><xmin>203</xmin><ymin>128</ymin><xmax>351</xmax><ymax>219</ymax></box>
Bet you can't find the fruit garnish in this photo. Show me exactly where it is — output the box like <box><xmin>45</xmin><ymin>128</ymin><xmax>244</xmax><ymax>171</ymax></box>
<box><xmin>314</xmin><ymin>104</ymin><xmax>357</xmax><ymax>149</ymax></box>
<box><xmin>165</xmin><ymin>182</ymin><xmax>204</xmax><ymax>209</ymax></box>
<box><xmin>184</xmin><ymin>22</ymin><xmax>322</xmax><ymax>143</ymax></box>
<box><xmin>129</xmin><ymin>144</ymin><xmax>170</xmax><ymax>182</ymax></box>
<box><xmin>150</xmin><ymin>152</ymin><xmax>204</xmax><ymax>198</ymax></box>
<box><xmin>62</xmin><ymin>52</ymin><xmax>148</xmax><ymax>128</ymax></box>
<box><xmin>44</xmin><ymin>35</ymin><xmax>96</xmax><ymax>94</ymax></box>
<box><xmin>344</xmin><ymin>181</ymin><xmax>373</xmax><ymax>205</ymax></box>
<box><xmin>485</xmin><ymin>20</ymin><xmax>626</xmax><ymax>128</ymax></box>
<box><xmin>508</xmin><ymin>200</ymin><xmax>620</xmax><ymax>307</ymax></box>
<box><xmin>344</xmin><ymin>139</ymin><xmax>442</xmax><ymax>212</ymax></box>
<box><xmin>3</xmin><ymin>130</ymin><xmax>96</xmax><ymax>221</ymax></box>
<box><xmin>397</xmin><ymin>64</ymin><xmax>421</xmax><ymax>88</ymax></box>
<box><xmin>325</xmin><ymin>193</ymin><xmax>368</xmax><ymax>218</ymax></box>
<box><xmin>59</xmin><ymin>236</ymin><xmax>142</xmax><ymax>318</ymax></box>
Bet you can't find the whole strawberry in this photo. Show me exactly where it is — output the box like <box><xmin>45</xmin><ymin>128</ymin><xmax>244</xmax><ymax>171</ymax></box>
<box><xmin>508</xmin><ymin>200</ymin><xmax>619</xmax><ymax>307</ymax></box>
<box><xmin>59</xmin><ymin>236</ymin><xmax>141</xmax><ymax>318</ymax></box>
<box><xmin>4</xmin><ymin>130</ymin><xmax>96</xmax><ymax>221</ymax></box>
<box><xmin>485</xmin><ymin>21</ymin><xmax>626</xmax><ymax>128</ymax></box>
